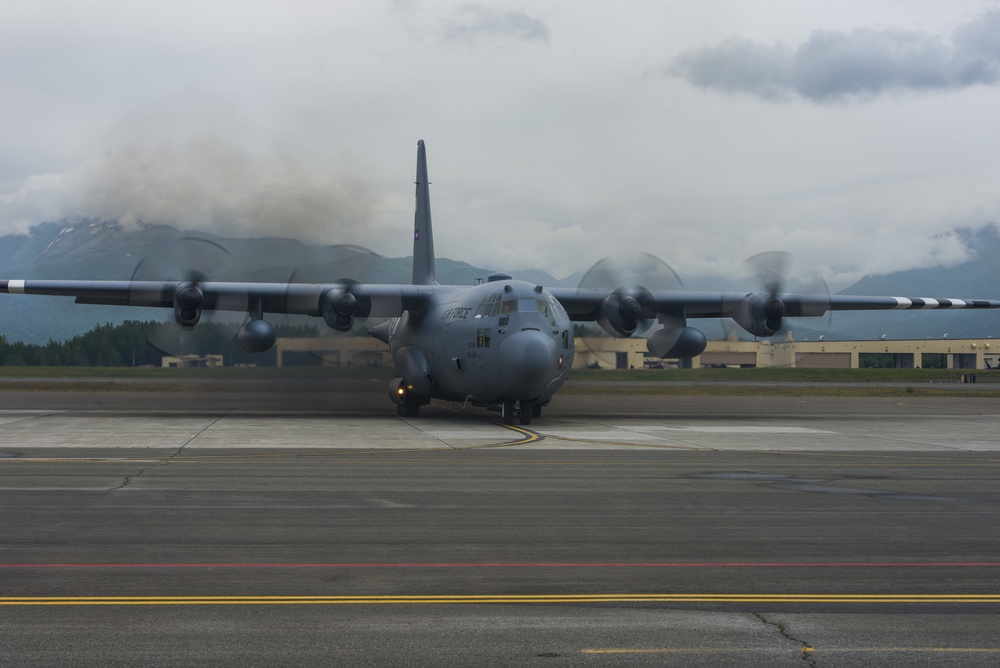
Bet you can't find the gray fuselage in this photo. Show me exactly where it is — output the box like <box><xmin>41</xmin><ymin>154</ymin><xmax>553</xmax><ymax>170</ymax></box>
<box><xmin>385</xmin><ymin>279</ymin><xmax>574</xmax><ymax>407</ymax></box>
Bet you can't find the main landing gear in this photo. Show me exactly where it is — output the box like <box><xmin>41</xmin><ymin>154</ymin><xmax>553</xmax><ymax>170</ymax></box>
<box><xmin>500</xmin><ymin>399</ymin><xmax>542</xmax><ymax>426</ymax></box>
<box><xmin>391</xmin><ymin>378</ymin><xmax>424</xmax><ymax>418</ymax></box>
<box><xmin>396</xmin><ymin>396</ymin><xmax>421</xmax><ymax>418</ymax></box>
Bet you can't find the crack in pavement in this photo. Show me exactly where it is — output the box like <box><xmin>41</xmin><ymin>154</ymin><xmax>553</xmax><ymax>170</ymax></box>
<box><xmin>113</xmin><ymin>412</ymin><xmax>233</xmax><ymax>489</ymax></box>
<box><xmin>753</xmin><ymin>612</ymin><xmax>817</xmax><ymax>667</ymax></box>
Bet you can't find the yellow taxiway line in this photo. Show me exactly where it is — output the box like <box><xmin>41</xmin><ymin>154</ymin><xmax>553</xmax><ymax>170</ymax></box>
<box><xmin>584</xmin><ymin>647</ymin><xmax>1000</xmax><ymax>655</ymax></box>
<box><xmin>2</xmin><ymin>594</ymin><xmax>1000</xmax><ymax>606</ymax></box>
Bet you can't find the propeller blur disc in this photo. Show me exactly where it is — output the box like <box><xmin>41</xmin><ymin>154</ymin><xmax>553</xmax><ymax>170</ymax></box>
<box><xmin>576</xmin><ymin>253</ymin><xmax>684</xmax><ymax>369</ymax></box>
<box><xmin>745</xmin><ymin>251</ymin><xmax>791</xmax><ymax>297</ymax></box>
<box><xmin>130</xmin><ymin>236</ymin><xmax>243</xmax><ymax>358</ymax></box>
<box><xmin>721</xmin><ymin>252</ymin><xmax>832</xmax><ymax>357</ymax></box>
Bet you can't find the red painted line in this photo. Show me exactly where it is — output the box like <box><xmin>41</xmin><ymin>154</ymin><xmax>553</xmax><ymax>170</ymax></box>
<box><xmin>1</xmin><ymin>562</ymin><xmax>999</xmax><ymax>569</ymax></box>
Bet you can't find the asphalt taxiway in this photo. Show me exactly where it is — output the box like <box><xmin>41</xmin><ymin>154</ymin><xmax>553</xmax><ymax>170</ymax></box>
<box><xmin>2</xmin><ymin>384</ymin><xmax>999</xmax><ymax>665</ymax></box>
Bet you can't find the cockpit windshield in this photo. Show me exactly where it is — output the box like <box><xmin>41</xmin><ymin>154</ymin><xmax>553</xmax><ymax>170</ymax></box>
<box><xmin>517</xmin><ymin>299</ymin><xmax>538</xmax><ymax>312</ymax></box>
<box><xmin>473</xmin><ymin>291</ymin><xmax>568</xmax><ymax>323</ymax></box>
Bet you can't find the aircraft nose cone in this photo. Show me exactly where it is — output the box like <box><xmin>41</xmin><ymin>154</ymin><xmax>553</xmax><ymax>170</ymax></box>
<box><xmin>498</xmin><ymin>329</ymin><xmax>558</xmax><ymax>392</ymax></box>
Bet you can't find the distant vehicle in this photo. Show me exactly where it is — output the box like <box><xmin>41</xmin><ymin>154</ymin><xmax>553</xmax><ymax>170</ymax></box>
<box><xmin>3</xmin><ymin>141</ymin><xmax>999</xmax><ymax>423</ymax></box>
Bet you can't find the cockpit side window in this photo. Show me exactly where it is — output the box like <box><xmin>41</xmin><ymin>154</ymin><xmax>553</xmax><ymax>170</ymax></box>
<box><xmin>474</xmin><ymin>293</ymin><xmax>503</xmax><ymax>318</ymax></box>
<box><xmin>547</xmin><ymin>295</ymin><xmax>569</xmax><ymax>321</ymax></box>
<box><xmin>536</xmin><ymin>299</ymin><xmax>557</xmax><ymax>326</ymax></box>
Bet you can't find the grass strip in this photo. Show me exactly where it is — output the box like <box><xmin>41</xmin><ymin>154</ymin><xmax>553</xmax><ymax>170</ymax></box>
<box><xmin>561</xmin><ymin>384</ymin><xmax>1000</xmax><ymax>398</ymax></box>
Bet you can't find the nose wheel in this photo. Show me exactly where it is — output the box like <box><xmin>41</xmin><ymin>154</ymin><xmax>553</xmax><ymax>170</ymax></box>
<box><xmin>500</xmin><ymin>399</ymin><xmax>541</xmax><ymax>426</ymax></box>
<box><xmin>501</xmin><ymin>399</ymin><xmax>516</xmax><ymax>425</ymax></box>
<box><xmin>519</xmin><ymin>400</ymin><xmax>535</xmax><ymax>425</ymax></box>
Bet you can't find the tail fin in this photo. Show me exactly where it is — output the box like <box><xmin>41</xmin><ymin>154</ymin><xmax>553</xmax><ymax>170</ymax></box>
<box><xmin>411</xmin><ymin>139</ymin><xmax>437</xmax><ymax>285</ymax></box>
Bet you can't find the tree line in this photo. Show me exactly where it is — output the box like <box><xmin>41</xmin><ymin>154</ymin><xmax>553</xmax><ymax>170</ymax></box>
<box><xmin>0</xmin><ymin>320</ymin><xmax>319</xmax><ymax>367</ymax></box>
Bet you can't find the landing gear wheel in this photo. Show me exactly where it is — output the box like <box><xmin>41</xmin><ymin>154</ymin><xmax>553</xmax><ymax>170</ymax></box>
<box><xmin>501</xmin><ymin>399</ymin><xmax>516</xmax><ymax>425</ymax></box>
<box><xmin>531</xmin><ymin>403</ymin><xmax>542</xmax><ymax>419</ymax></box>
<box><xmin>519</xmin><ymin>400</ymin><xmax>534</xmax><ymax>426</ymax></box>
<box><xmin>397</xmin><ymin>397</ymin><xmax>421</xmax><ymax>418</ymax></box>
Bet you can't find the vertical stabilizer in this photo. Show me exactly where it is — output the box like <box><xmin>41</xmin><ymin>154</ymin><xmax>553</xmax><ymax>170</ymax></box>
<box><xmin>412</xmin><ymin>140</ymin><xmax>437</xmax><ymax>285</ymax></box>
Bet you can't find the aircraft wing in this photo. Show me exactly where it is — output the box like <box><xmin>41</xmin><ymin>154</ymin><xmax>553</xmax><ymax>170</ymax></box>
<box><xmin>548</xmin><ymin>286</ymin><xmax>1000</xmax><ymax>342</ymax></box>
<box><xmin>550</xmin><ymin>288</ymin><xmax>1000</xmax><ymax>319</ymax></box>
<box><xmin>7</xmin><ymin>279</ymin><xmax>997</xmax><ymax>322</ymax></box>
<box><xmin>0</xmin><ymin>279</ymin><xmax>440</xmax><ymax>318</ymax></box>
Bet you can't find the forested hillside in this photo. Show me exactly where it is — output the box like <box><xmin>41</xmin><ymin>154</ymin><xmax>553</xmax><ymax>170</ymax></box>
<box><xmin>0</xmin><ymin>321</ymin><xmax>317</xmax><ymax>367</ymax></box>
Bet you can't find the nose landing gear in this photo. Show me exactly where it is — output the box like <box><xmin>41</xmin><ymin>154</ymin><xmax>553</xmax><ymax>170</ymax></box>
<box><xmin>500</xmin><ymin>399</ymin><xmax>542</xmax><ymax>426</ymax></box>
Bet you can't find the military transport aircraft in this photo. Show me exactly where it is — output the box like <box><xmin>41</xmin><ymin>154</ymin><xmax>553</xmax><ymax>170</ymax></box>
<box><xmin>2</xmin><ymin>140</ymin><xmax>999</xmax><ymax>424</ymax></box>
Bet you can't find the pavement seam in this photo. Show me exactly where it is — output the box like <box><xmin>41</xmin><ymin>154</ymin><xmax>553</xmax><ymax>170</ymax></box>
<box><xmin>405</xmin><ymin>421</ymin><xmax>457</xmax><ymax>449</ymax></box>
<box><xmin>752</xmin><ymin>613</ymin><xmax>816</xmax><ymax>667</ymax></box>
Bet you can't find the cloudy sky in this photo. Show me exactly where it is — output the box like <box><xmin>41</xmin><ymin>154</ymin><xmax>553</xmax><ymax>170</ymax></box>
<box><xmin>2</xmin><ymin>1</ymin><xmax>1000</xmax><ymax>288</ymax></box>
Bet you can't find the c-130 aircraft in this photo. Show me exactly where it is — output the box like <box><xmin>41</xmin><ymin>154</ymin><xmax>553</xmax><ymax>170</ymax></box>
<box><xmin>2</xmin><ymin>140</ymin><xmax>999</xmax><ymax>424</ymax></box>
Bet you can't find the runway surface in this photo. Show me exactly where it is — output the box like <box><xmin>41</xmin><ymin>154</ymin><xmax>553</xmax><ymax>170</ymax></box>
<box><xmin>2</xmin><ymin>383</ymin><xmax>999</xmax><ymax>666</ymax></box>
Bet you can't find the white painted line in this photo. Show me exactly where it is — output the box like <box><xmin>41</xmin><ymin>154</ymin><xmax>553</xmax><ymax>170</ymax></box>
<box><xmin>536</xmin><ymin>430</ymin><xmax>662</xmax><ymax>440</ymax></box>
<box><xmin>656</xmin><ymin>426</ymin><xmax>835</xmax><ymax>434</ymax></box>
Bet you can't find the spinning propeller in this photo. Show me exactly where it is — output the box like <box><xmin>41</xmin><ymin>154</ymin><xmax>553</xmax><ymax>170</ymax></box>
<box><xmin>576</xmin><ymin>252</ymin><xmax>684</xmax><ymax>368</ymax></box>
<box><xmin>129</xmin><ymin>236</ymin><xmax>247</xmax><ymax>357</ymax></box>
<box><xmin>724</xmin><ymin>251</ymin><xmax>832</xmax><ymax>346</ymax></box>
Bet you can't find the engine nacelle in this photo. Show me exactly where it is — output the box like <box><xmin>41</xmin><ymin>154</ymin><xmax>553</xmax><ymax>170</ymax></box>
<box><xmin>173</xmin><ymin>283</ymin><xmax>203</xmax><ymax>329</ymax></box>
<box><xmin>320</xmin><ymin>289</ymin><xmax>360</xmax><ymax>332</ymax></box>
<box><xmin>731</xmin><ymin>294</ymin><xmax>785</xmax><ymax>337</ymax></box>
<box><xmin>646</xmin><ymin>326</ymin><xmax>707</xmax><ymax>358</ymax></box>
<box><xmin>595</xmin><ymin>288</ymin><xmax>643</xmax><ymax>338</ymax></box>
<box><xmin>238</xmin><ymin>318</ymin><xmax>276</xmax><ymax>353</ymax></box>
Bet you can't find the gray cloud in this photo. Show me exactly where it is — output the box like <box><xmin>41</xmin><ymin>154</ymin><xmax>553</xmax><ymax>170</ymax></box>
<box><xmin>442</xmin><ymin>4</ymin><xmax>549</xmax><ymax>44</ymax></box>
<box><xmin>668</xmin><ymin>10</ymin><xmax>1000</xmax><ymax>101</ymax></box>
<box><xmin>0</xmin><ymin>119</ymin><xmax>374</xmax><ymax>244</ymax></box>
